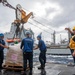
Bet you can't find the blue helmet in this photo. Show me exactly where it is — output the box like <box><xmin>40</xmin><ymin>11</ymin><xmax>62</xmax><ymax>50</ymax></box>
<box><xmin>0</xmin><ymin>33</ymin><xmax>4</xmax><ymax>37</ymax></box>
<box><xmin>25</xmin><ymin>31</ymin><xmax>31</xmax><ymax>35</ymax></box>
<box><xmin>37</xmin><ymin>35</ymin><xmax>41</xmax><ymax>39</ymax></box>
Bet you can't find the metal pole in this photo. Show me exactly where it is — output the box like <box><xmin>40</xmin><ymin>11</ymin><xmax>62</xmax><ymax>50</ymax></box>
<box><xmin>68</xmin><ymin>30</ymin><xmax>71</xmax><ymax>42</ymax></box>
<box><xmin>53</xmin><ymin>31</ymin><xmax>56</xmax><ymax>45</ymax></box>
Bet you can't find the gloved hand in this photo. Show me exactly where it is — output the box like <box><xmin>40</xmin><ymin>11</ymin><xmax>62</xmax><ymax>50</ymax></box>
<box><xmin>7</xmin><ymin>46</ymin><xmax>9</xmax><ymax>49</ymax></box>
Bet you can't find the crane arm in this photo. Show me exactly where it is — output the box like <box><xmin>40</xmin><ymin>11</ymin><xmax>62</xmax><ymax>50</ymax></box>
<box><xmin>0</xmin><ymin>0</ymin><xmax>16</xmax><ymax>10</ymax></box>
<box><xmin>14</xmin><ymin>4</ymin><xmax>33</xmax><ymax>24</ymax></box>
<box><xmin>21</xmin><ymin>10</ymin><xmax>33</xmax><ymax>23</ymax></box>
<box><xmin>0</xmin><ymin>0</ymin><xmax>34</xmax><ymax>24</ymax></box>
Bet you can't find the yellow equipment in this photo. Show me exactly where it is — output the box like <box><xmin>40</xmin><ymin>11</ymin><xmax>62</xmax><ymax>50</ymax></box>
<box><xmin>0</xmin><ymin>1</ymin><xmax>34</xmax><ymax>42</ymax></box>
<box><xmin>69</xmin><ymin>35</ymin><xmax>75</xmax><ymax>49</ymax></box>
<box><xmin>21</xmin><ymin>10</ymin><xmax>33</xmax><ymax>23</ymax></box>
<box><xmin>72</xmin><ymin>26</ymin><xmax>75</xmax><ymax>31</ymax></box>
<box><xmin>13</xmin><ymin>4</ymin><xmax>33</xmax><ymax>39</ymax></box>
<box><xmin>14</xmin><ymin>4</ymin><xmax>33</xmax><ymax>24</ymax></box>
<box><xmin>0</xmin><ymin>1</ymin><xmax>33</xmax><ymax>24</ymax></box>
<box><xmin>14</xmin><ymin>10</ymin><xmax>33</xmax><ymax>24</ymax></box>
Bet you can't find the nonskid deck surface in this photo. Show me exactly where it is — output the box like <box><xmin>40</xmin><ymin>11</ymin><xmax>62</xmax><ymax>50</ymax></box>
<box><xmin>0</xmin><ymin>62</ymin><xmax>75</xmax><ymax>75</ymax></box>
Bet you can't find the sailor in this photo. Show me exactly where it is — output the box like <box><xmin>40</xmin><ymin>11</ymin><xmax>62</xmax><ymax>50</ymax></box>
<box><xmin>34</xmin><ymin>35</ymin><xmax>47</xmax><ymax>69</ymax></box>
<box><xmin>65</xmin><ymin>26</ymin><xmax>75</xmax><ymax>65</ymax></box>
<box><xmin>0</xmin><ymin>33</ymin><xmax>9</xmax><ymax>71</ymax></box>
<box><xmin>20</xmin><ymin>31</ymin><xmax>34</xmax><ymax>75</ymax></box>
<box><xmin>69</xmin><ymin>35</ymin><xmax>75</xmax><ymax>56</ymax></box>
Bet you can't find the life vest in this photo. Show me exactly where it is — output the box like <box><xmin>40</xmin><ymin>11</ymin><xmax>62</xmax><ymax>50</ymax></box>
<box><xmin>6</xmin><ymin>38</ymin><xmax>21</xmax><ymax>43</ymax></box>
<box><xmin>69</xmin><ymin>35</ymin><xmax>75</xmax><ymax>50</ymax></box>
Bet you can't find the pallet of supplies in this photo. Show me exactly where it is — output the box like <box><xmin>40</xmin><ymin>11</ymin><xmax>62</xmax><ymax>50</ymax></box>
<box><xmin>3</xmin><ymin>43</ymin><xmax>24</xmax><ymax>70</ymax></box>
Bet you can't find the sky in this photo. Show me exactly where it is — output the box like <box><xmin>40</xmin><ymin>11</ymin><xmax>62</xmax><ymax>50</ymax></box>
<box><xmin>0</xmin><ymin>0</ymin><xmax>75</xmax><ymax>43</ymax></box>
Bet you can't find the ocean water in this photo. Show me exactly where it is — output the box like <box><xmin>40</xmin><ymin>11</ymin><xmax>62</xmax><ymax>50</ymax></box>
<box><xmin>33</xmin><ymin>53</ymin><xmax>73</xmax><ymax>64</ymax></box>
<box><xmin>4</xmin><ymin>49</ymin><xmax>73</xmax><ymax>64</ymax></box>
<box><xmin>33</xmin><ymin>49</ymin><xmax>73</xmax><ymax>64</ymax></box>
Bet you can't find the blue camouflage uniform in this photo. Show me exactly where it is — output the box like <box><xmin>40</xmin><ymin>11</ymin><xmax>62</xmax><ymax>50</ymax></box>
<box><xmin>20</xmin><ymin>37</ymin><xmax>34</xmax><ymax>72</ymax></box>
<box><xmin>0</xmin><ymin>34</ymin><xmax>5</xmax><ymax>70</ymax></box>
<box><xmin>37</xmin><ymin>35</ymin><xmax>47</xmax><ymax>68</ymax></box>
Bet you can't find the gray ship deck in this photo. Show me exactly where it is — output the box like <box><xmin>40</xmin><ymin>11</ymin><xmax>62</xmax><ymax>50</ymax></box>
<box><xmin>0</xmin><ymin>62</ymin><xmax>75</xmax><ymax>75</ymax></box>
